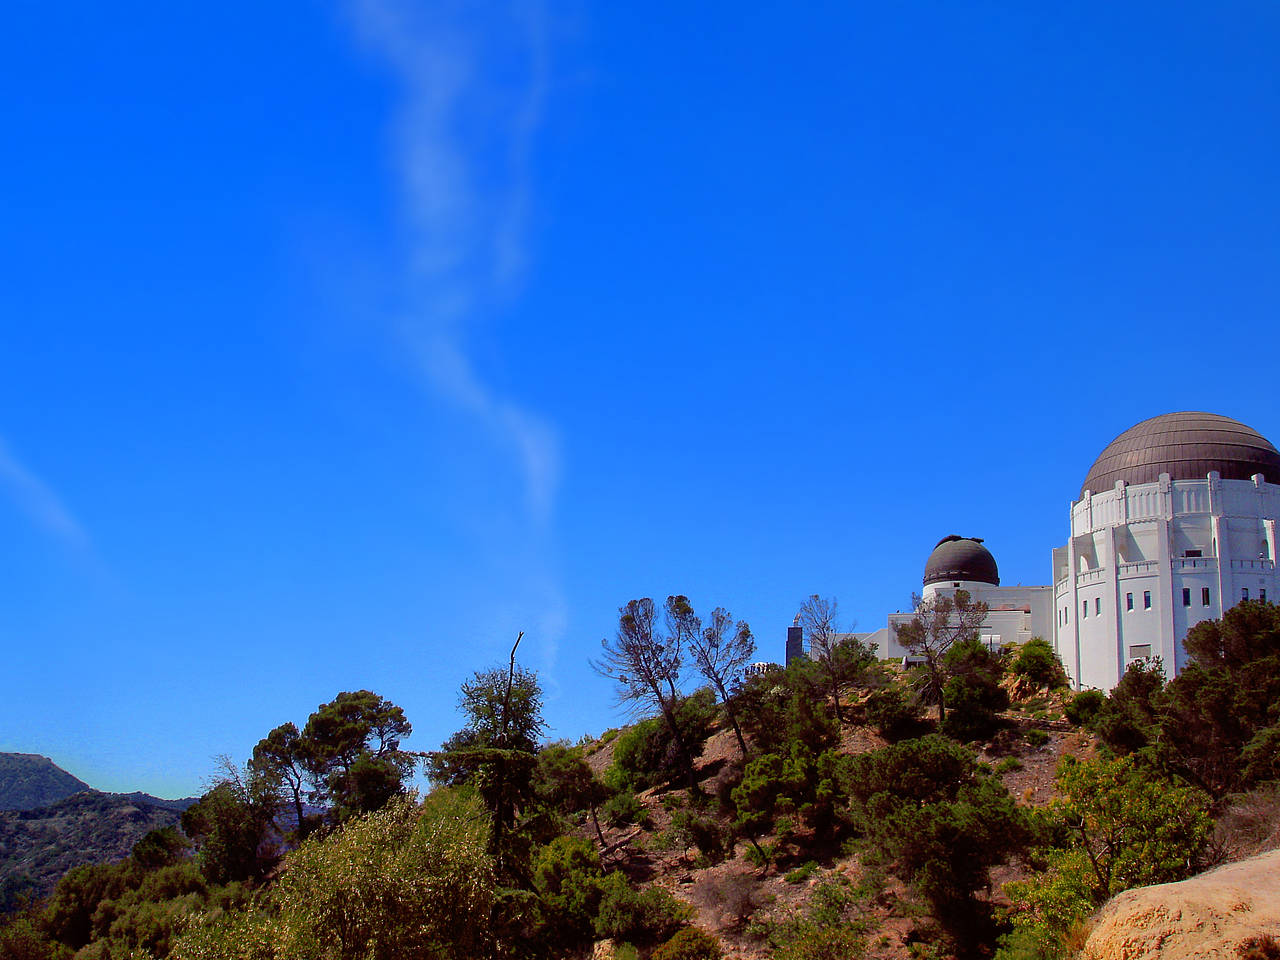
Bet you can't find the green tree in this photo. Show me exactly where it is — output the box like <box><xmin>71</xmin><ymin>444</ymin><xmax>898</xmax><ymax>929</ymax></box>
<box><xmin>1092</xmin><ymin>657</ymin><xmax>1165</xmax><ymax>754</ymax></box>
<box><xmin>532</xmin><ymin>742</ymin><xmax>611</xmax><ymax>846</ymax></box>
<box><xmin>845</xmin><ymin>735</ymin><xmax>1028</xmax><ymax>957</ymax></box>
<box><xmin>299</xmin><ymin>690</ymin><xmax>414</xmax><ymax>820</ymax></box>
<box><xmin>1158</xmin><ymin>600</ymin><xmax>1280</xmax><ymax>796</ymax></box>
<box><xmin>940</xmin><ymin>637</ymin><xmax>1009</xmax><ymax>741</ymax></box>
<box><xmin>1006</xmin><ymin>754</ymin><xmax>1211</xmax><ymax>940</ymax></box>
<box><xmin>180</xmin><ymin>763</ymin><xmax>277</xmax><ymax>885</ymax></box>
<box><xmin>893</xmin><ymin>590</ymin><xmax>990</xmax><ymax>724</ymax></box>
<box><xmin>1011</xmin><ymin>637</ymin><xmax>1068</xmax><ymax>688</ymax></box>
<box><xmin>248</xmin><ymin>721</ymin><xmax>315</xmax><ymax>838</ymax></box>
<box><xmin>428</xmin><ymin>633</ymin><xmax>546</xmax><ymax>880</ymax></box>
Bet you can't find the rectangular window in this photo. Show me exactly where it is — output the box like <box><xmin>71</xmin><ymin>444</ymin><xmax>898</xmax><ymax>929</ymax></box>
<box><xmin>1082</xmin><ymin>600</ymin><xmax>1088</xmax><ymax>619</ymax></box>
<box><xmin>1262</xmin><ymin>589</ymin><xmax>1268</xmax><ymax>602</ymax></box>
<box><xmin>1185</xmin><ymin>549</ymin><xmax>1202</xmax><ymax>558</ymax></box>
<box><xmin>1202</xmin><ymin>587</ymin><xmax>1211</xmax><ymax>606</ymax></box>
<box><xmin>1126</xmin><ymin>593</ymin><xmax>1134</xmax><ymax>611</ymax></box>
<box><xmin>1063</xmin><ymin>607</ymin><xmax>1068</xmax><ymax>624</ymax></box>
<box><xmin>1243</xmin><ymin>588</ymin><xmax>1250</xmax><ymax>601</ymax></box>
<box><xmin>1183</xmin><ymin>588</ymin><xmax>1192</xmax><ymax>606</ymax></box>
<box><xmin>1144</xmin><ymin>591</ymin><xmax>1152</xmax><ymax>609</ymax></box>
<box><xmin>1129</xmin><ymin>644</ymin><xmax>1151</xmax><ymax>659</ymax></box>
<box><xmin>1095</xmin><ymin>597</ymin><xmax>1101</xmax><ymax>615</ymax></box>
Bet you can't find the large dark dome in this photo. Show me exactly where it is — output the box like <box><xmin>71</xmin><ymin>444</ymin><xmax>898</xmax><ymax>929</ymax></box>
<box><xmin>1080</xmin><ymin>412</ymin><xmax>1280</xmax><ymax>498</ymax></box>
<box><xmin>923</xmin><ymin>536</ymin><xmax>999</xmax><ymax>587</ymax></box>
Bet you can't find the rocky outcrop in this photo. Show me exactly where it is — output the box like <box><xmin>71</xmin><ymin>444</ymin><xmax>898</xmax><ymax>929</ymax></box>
<box><xmin>1081</xmin><ymin>849</ymin><xmax>1280</xmax><ymax>960</ymax></box>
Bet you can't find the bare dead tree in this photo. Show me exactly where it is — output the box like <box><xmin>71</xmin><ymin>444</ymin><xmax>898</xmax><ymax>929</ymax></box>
<box><xmin>893</xmin><ymin>589</ymin><xmax>989</xmax><ymax>723</ymax></box>
<box><xmin>591</xmin><ymin>596</ymin><xmax>697</xmax><ymax>788</ymax></box>
<box><xmin>688</xmin><ymin>606</ymin><xmax>755</xmax><ymax>757</ymax></box>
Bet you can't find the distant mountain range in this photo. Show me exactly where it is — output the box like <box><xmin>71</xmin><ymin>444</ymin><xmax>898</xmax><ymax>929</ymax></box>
<box><xmin>0</xmin><ymin>753</ymin><xmax>198</xmax><ymax>906</ymax></box>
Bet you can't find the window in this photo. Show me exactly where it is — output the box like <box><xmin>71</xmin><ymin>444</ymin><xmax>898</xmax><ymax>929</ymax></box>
<box><xmin>1082</xmin><ymin>600</ymin><xmax>1088</xmax><ymax>619</ymax></box>
<box><xmin>1095</xmin><ymin>597</ymin><xmax>1101</xmax><ymax>615</ymax></box>
<box><xmin>1063</xmin><ymin>607</ymin><xmax>1068</xmax><ymax>625</ymax></box>
<box><xmin>1183</xmin><ymin>588</ymin><xmax>1191</xmax><ymax>606</ymax></box>
<box><xmin>1126</xmin><ymin>592</ymin><xmax>1134</xmax><ymax>611</ymax></box>
<box><xmin>1202</xmin><ymin>587</ymin><xmax>1211</xmax><ymax>606</ymax></box>
<box><xmin>1185</xmin><ymin>549</ymin><xmax>1202</xmax><ymax>558</ymax></box>
<box><xmin>1129</xmin><ymin>644</ymin><xmax>1151</xmax><ymax>659</ymax></box>
<box><xmin>1144</xmin><ymin>591</ymin><xmax>1152</xmax><ymax>609</ymax></box>
<box><xmin>1262</xmin><ymin>589</ymin><xmax>1268</xmax><ymax>602</ymax></box>
<box><xmin>1243</xmin><ymin>588</ymin><xmax>1250</xmax><ymax>601</ymax></box>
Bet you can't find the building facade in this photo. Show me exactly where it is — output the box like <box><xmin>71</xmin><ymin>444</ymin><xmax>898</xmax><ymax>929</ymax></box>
<box><xmin>850</xmin><ymin>412</ymin><xmax>1280</xmax><ymax>692</ymax></box>
<box><xmin>1052</xmin><ymin>412</ymin><xmax>1280</xmax><ymax>690</ymax></box>
<box><xmin>866</xmin><ymin>536</ymin><xmax>1055</xmax><ymax>663</ymax></box>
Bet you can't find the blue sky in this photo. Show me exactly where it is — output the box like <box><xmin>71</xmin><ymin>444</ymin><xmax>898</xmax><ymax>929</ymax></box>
<box><xmin>1</xmin><ymin>0</ymin><xmax>1277</xmax><ymax>797</ymax></box>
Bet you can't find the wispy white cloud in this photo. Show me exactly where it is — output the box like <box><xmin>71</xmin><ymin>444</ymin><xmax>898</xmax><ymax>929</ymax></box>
<box><xmin>349</xmin><ymin>0</ymin><xmax>559</xmax><ymax>524</ymax></box>
<box><xmin>0</xmin><ymin>437</ymin><xmax>88</xmax><ymax>549</ymax></box>
<box><xmin>345</xmin><ymin>0</ymin><xmax>566</xmax><ymax>676</ymax></box>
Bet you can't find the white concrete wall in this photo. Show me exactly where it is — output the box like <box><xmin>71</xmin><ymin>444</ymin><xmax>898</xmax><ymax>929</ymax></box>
<box><xmin>1055</xmin><ymin>472</ymin><xmax>1280</xmax><ymax>691</ymax></box>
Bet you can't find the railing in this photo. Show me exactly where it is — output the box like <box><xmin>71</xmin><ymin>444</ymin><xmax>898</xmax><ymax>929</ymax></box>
<box><xmin>1118</xmin><ymin>560</ymin><xmax>1159</xmax><ymax>575</ymax></box>
<box><xmin>1076</xmin><ymin>569</ymin><xmax>1106</xmax><ymax>586</ymax></box>
<box><xmin>1173</xmin><ymin>558</ymin><xmax>1217</xmax><ymax>572</ymax></box>
<box><xmin>1231</xmin><ymin>559</ymin><xmax>1275</xmax><ymax>571</ymax></box>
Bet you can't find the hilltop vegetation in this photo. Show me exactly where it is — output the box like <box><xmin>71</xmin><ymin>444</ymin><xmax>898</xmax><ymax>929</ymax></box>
<box><xmin>2</xmin><ymin>597</ymin><xmax>1279</xmax><ymax>959</ymax></box>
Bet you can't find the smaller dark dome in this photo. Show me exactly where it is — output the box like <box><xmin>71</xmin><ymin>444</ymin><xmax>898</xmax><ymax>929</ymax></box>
<box><xmin>924</xmin><ymin>535</ymin><xmax>1000</xmax><ymax>587</ymax></box>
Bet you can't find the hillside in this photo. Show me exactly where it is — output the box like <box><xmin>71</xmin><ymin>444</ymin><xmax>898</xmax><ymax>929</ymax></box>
<box><xmin>0</xmin><ymin>753</ymin><xmax>91</xmax><ymax>811</ymax></box>
<box><xmin>576</xmin><ymin>689</ymin><xmax>1090</xmax><ymax>960</ymax></box>
<box><xmin>0</xmin><ymin>791</ymin><xmax>187</xmax><ymax>902</ymax></box>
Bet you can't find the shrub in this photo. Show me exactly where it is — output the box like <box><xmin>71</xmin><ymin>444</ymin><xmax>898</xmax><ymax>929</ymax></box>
<box><xmin>1025</xmin><ymin>729</ymin><xmax>1050</xmax><ymax>748</ymax></box>
<box><xmin>1011</xmin><ymin>638</ymin><xmax>1068</xmax><ymax>688</ymax></box>
<box><xmin>1064</xmin><ymin>690</ymin><xmax>1104</xmax><ymax>727</ymax></box>
<box><xmin>651</xmin><ymin>926</ymin><xmax>724</xmax><ymax>960</ymax></box>
<box><xmin>995</xmin><ymin>757</ymin><xmax>1024</xmax><ymax>775</ymax></box>
<box><xmin>941</xmin><ymin>672</ymin><xmax>1009</xmax><ymax>742</ymax></box>
<box><xmin>1238</xmin><ymin>935</ymin><xmax>1280</xmax><ymax>960</ymax></box>
<box><xmin>593</xmin><ymin>872</ymin><xmax>692</xmax><ymax>943</ymax></box>
<box><xmin>532</xmin><ymin>836</ymin><xmax>603</xmax><ymax>931</ymax></box>
<box><xmin>865</xmin><ymin>686</ymin><xmax>925</xmax><ymax>742</ymax></box>
<box><xmin>602</xmin><ymin>790</ymin><xmax>646</xmax><ymax>827</ymax></box>
<box><xmin>611</xmin><ymin>691</ymin><xmax>719</xmax><ymax>790</ymax></box>
<box><xmin>666</xmin><ymin>809</ymin><xmax>728</xmax><ymax>863</ymax></box>
<box><xmin>784</xmin><ymin>861</ymin><xmax>817</xmax><ymax>884</ymax></box>
<box><xmin>1005</xmin><ymin>755</ymin><xmax>1211</xmax><ymax>940</ymax></box>
<box><xmin>755</xmin><ymin>875</ymin><xmax>871</xmax><ymax>960</ymax></box>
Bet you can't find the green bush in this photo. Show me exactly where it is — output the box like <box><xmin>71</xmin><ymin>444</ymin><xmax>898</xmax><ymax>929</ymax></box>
<box><xmin>665</xmin><ymin>809</ymin><xmax>728</xmax><ymax>863</ymax></box>
<box><xmin>611</xmin><ymin>691</ymin><xmax>719</xmax><ymax>790</ymax></box>
<box><xmin>651</xmin><ymin>926</ymin><xmax>724</xmax><ymax>960</ymax></box>
<box><xmin>1025</xmin><ymin>729</ymin><xmax>1050</xmax><ymax>748</ymax></box>
<box><xmin>865</xmin><ymin>686</ymin><xmax>925</xmax><ymax>742</ymax></box>
<box><xmin>784</xmin><ymin>861</ymin><xmax>818</xmax><ymax>884</ymax></box>
<box><xmin>593</xmin><ymin>872</ymin><xmax>692</xmax><ymax>943</ymax></box>
<box><xmin>602</xmin><ymin>790</ymin><xmax>646</xmax><ymax>827</ymax></box>
<box><xmin>1064</xmin><ymin>690</ymin><xmax>1104</xmax><ymax>727</ymax></box>
<box><xmin>942</xmin><ymin>672</ymin><xmax>1009</xmax><ymax>742</ymax></box>
<box><xmin>532</xmin><ymin>836</ymin><xmax>604</xmax><ymax>945</ymax></box>
<box><xmin>995</xmin><ymin>757</ymin><xmax>1024</xmax><ymax>775</ymax></box>
<box><xmin>1011</xmin><ymin>638</ymin><xmax>1068</xmax><ymax>689</ymax></box>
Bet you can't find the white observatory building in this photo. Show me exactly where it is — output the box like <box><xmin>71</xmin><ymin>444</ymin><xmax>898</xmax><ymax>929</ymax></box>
<box><xmin>1052</xmin><ymin>412</ymin><xmax>1280</xmax><ymax>690</ymax></box>
<box><xmin>851</xmin><ymin>411</ymin><xmax>1280</xmax><ymax>693</ymax></box>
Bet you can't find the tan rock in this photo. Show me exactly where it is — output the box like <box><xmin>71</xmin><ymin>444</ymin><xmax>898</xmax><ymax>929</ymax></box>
<box><xmin>1081</xmin><ymin>849</ymin><xmax>1280</xmax><ymax>960</ymax></box>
